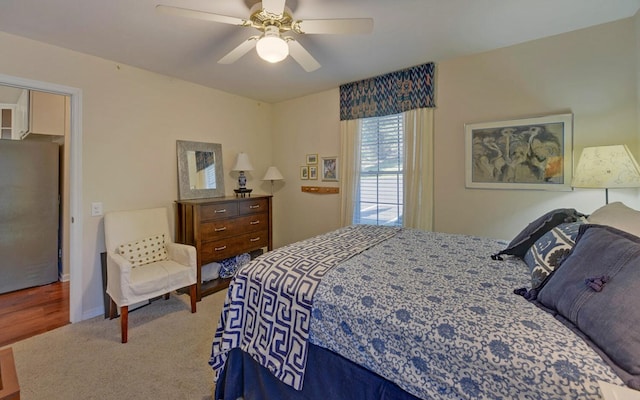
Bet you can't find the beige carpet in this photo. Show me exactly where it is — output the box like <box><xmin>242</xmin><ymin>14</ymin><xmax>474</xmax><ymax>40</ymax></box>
<box><xmin>1</xmin><ymin>289</ymin><xmax>227</xmax><ymax>400</ymax></box>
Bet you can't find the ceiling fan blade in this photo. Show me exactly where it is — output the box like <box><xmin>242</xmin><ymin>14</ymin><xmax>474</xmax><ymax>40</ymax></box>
<box><xmin>156</xmin><ymin>5</ymin><xmax>248</xmax><ymax>26</ymax></box>
<box><xmin>287</xmin><ymin>39</ymin><xmax>321</xmax><ymax>72</ymax></box>
<box><xmin>296</xmin><ymin>18</ymin><xmax>374</xmax><ymax>35</ymax></box>
<box><xmin>218</xmin><ymin>37</ymin><xmax>259</xmax><ymax>64</ymax></box>
<box><xmin>261</xmin><ymin>0</ymin><xmax>286</xmax><ymax>16</ymax></box>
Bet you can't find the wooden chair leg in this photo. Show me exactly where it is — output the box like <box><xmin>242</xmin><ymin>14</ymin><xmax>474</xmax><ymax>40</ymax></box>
<box><xmin>109</xmin><ymin>298</ymin><xmax>118</xmax><ymax>319</ymax></box>
<box><xmin>121</xmin><ymin>306</ymin><xmax>129</xmax><ymax>343</ymax></box>
<box><xmin>190</xmin><ymin>284</ymin><xmax>197</xmax><ymax>313</ymax></box>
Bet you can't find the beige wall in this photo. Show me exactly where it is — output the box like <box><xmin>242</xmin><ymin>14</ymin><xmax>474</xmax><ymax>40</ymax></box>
<box><xmin>0</xmin><ymin>14</ymin><xmax>638</xmax><ymax>320</ymax></box>
<box><xmin>435</xmin><ymin>17</ymin><xmax>638</xmax><ymax>239</ymax></box>
<box><xmin>271</xmin><ymin>89</ymin><xmax>341</xmax><ymax>247</ymax></box>
<box><xmin>0</xmin><ymin>32</ymin><xmax>273</xmax><ymax>318</ymax></box>
<box><xmin>273</xmin><ymin>16</ymin><xmax>640</xmax><ymax>244</ymax></box>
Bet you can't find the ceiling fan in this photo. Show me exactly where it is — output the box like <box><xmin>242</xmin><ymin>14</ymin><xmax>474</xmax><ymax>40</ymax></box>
<box><xmin>156</xmin><ymin>0</ymin><xmax>373</xmax><ymax>72</ymax></box>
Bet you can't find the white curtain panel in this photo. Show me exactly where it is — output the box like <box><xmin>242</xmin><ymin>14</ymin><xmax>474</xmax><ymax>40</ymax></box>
<box><xmin>339</xmin><ymin>118</ymin><xmax>362</xmax><ymax>227</ymax></box>
<box><xmin>403</xmin><ymin>108</ymin><xmax>434</xmax><ymax>230</ymax></box>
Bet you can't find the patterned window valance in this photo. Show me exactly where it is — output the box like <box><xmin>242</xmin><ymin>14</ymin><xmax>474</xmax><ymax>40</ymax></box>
<box><xmin>339</xmin><ymin>62</ymin><xmax>435</xmax><ymax>121</ymax></box>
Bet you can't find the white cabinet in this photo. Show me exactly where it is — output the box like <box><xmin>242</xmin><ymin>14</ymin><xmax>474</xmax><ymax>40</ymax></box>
<box><xmin>28</xmin><ymin>90</ymin><xmax>67</xmax><ymax>137</ymax></box>
<box><xmin>0</xmin><ymin>105</ymin><xmax>15</xmax><ymax>139</ymax></box>
<box><xmin>4</xmin><ymin>90</ymin><xmax>68</xmax><ymax>139</ymax></box>
<box><xmin>15</xmin><ymin>89</ymin><xmax>29</xmax><ymax>138</ymax></box>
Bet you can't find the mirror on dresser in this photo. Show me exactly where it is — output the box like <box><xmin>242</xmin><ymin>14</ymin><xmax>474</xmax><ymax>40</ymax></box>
<box><xmin>177</xmin><ymin>140</ymin><xmax>225</xmax><ymax>199</ymax></box>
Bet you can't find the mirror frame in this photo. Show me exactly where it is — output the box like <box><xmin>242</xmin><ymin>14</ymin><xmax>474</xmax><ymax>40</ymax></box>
<box><xmin>177</xmin><ymin>140</ymin><xmax>225</xmax><ymax>199</ymax></box>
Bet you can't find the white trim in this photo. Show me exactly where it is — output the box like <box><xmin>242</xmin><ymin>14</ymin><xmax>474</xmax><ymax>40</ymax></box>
<box><xmin>0</xmin><ymin>73</ymin><xmax>83</xmax><ymax>323</ymax></box>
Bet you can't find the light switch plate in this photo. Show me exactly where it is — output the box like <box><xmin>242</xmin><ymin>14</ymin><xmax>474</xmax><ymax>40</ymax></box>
<box><xmin>91</xmin><ymin>202</ymin><xmax>103</xmax><ymax>217</ymax></box>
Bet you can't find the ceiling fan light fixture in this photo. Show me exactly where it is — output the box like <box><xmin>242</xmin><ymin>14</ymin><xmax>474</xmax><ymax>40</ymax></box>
<box><xmin>256</xmin><ymin>25</ymin><xmax>289</xmax><ymax>63</ymax></box>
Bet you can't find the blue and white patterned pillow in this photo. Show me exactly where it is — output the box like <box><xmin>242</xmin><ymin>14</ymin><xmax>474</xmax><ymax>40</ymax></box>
<box><xmin>219</xmin><ymin>253</ymin><xmax>252</xmax><ymax>279</ymax></box>
<box><xmin>524</xmin><ymin>221</ymin><xmax>583</xmax><ymax>289</ymax></box>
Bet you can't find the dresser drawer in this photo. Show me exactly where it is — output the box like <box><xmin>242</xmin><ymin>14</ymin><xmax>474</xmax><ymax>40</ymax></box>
<box><xmin>239</xmin><ymin>198</ymin><xmax>269</xmax><ymax>215</ymax></box>
<box><xmin>200</xmin><ymin>213</ymin><xmax>268</xmax><ymax>241</ymax></box>
<box><xmin>175</xmin><ymin>195</ymin><xmax>272</xmax><ymax>300</ymax></box>
<box><xmin>199</xmin><ymin>201</ymin><xmax>239</xmax><ymax>221</ymax></box>
<box><xmin>200</xmin><ymin>229</ymin><xmax>269</xmax><ymax>263</ymax></box>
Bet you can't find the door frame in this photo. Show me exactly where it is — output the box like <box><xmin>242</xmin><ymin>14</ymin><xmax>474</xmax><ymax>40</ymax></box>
<box><xmin>0</xmin><ymin>73</ymin><xmax>83</xmax><ymax>323</ymax></box>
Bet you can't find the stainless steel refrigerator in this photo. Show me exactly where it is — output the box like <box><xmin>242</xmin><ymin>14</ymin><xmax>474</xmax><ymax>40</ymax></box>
<box><xmin>0</xmin><ymin>139</ymin><xmax>59</xmax><ymax>294</ymax></box>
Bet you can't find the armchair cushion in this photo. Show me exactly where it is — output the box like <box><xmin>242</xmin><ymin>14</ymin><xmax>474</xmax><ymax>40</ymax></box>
<box><xmin>166</xmin><ymin>242</ymin><xmax>197</xmax><ymax>268</ymax></box>
<box><xmin>117</xmin><ymin>233</ymin><xmax>168</xmax><ymax>267</ymax></box>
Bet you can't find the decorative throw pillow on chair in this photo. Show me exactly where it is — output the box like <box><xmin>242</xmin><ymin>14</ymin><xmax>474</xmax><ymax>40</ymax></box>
<box><xmin>117</xmin><ymin>234</ymin><xmax>168</xmax><ymax>267</ymax></box>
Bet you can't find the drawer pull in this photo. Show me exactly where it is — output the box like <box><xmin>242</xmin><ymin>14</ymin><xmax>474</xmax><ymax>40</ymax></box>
<box><xmin>249</xmin><ymin>237</ymin><xmax>260</xmax><ymax>242</ymax></box>
<box><xmin>250</xmin><ymin>220</ymin><xmax>260</xmax><ymax>225</ymax></box>
<box><xmin>214</xmin><ymin>245</ymin><xmax>227</xmax><ymax>251</ymax></box>
<box><xmin>214</xmin><ymin>227</ymin><xmax>227</xmax><ymax>232</ymax></box>
<box><xmin>249</xmin><ymin>205</ymin><xmax>260</xmax><ymax>209</ymax></box>
<box><xmin>214</xmin><ymin>209</ymin><xmax>227</xmax><ymax>214</ymax></box>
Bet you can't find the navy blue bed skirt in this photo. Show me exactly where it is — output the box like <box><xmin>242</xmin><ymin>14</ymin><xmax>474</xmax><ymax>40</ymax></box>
<box><xmin>215</xmin><ymin>343</ymin><xmax>421</xmax><ymax>400</ymax></box>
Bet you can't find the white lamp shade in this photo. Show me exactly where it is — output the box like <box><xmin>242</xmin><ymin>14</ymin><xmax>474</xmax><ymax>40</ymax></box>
<box><xmin>572</xmin><ymin>145</ymin><xmax>640</xmax><ymax>188</ymax></box>
<box><xmin>262</xmin><ymin>166</ymin><xmax>284</xmax><ymax>181</ymax></box>
<box><xmin>232</xmin><ymin>152</ymin><xmax>254</xmax><ymax>172</ymax></box>
<box><xmin>256</xmin><ymin>26</ymin><xmax>289</xmax><ymax>63</ymax></box>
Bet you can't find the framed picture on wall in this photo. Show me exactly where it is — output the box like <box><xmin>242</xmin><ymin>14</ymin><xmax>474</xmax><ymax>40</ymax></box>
<box><xmin>464</xmin><ymin>113</ymin><xmax>573</xmax><ymax>190</ymax></box>
<box><xmin>300</xmin><ymin>166</ymin><xmax>309</xmax><ymax>180</ymax></box>
<box><xmin>322</xmin><ymin>156</ymin><xmax>338</xmax><ymax>181</ymax></box>
<box><xmin>306</xmin><ymin>154</ymin><xmax>318</xmax><ymax>164</ymax></box>
<box><xmin>309</xmin><ymin>166</ymin><xmax>318</xmax><ymax>180</ymax></box>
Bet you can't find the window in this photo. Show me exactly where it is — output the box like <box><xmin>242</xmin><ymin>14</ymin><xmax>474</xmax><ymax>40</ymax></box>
<box><xmin>354</xmin><ymin>113</ymin><xmax>404</xmax><ymax>226</ymax></box>
<box><xmin>204</xmin><ymin>164</ymin><xmax>217</xmax><ymax>189</ymax></box>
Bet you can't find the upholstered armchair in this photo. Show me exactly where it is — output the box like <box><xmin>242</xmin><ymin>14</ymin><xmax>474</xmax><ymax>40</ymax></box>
<box><xmin>104</xmin><ymin>207</ymin><xmax>197</xmax><ymax>343</ymax></box>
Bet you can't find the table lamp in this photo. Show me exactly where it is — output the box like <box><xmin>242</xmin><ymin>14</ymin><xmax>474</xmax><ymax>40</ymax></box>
<box><xmin>572</xmin><ymin>144</ymin><xmax>640</xmax><ymax>204</ymax></box>
<box><xmin>262</xmin><ymin>166</ymin><xmax>284</xmax><ymax>195</ymax></box>
<box><xmin>232</xmin><ymin>152</ymin><xmax>254</xmax><ymax>196</ymax></box>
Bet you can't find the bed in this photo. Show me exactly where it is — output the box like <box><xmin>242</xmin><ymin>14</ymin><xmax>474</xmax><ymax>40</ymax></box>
<box><xmin>209</xmin><ymin>202</ymin><xmax>640</xmax><ymax>399</ymax></box>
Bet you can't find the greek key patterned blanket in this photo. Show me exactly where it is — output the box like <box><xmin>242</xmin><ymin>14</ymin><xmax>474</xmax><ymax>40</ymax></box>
<box><xmin>209</xmin><ymin>224</ymin><xmax>400</xmax><ymax>390</ymax></box>
<box><xmin>309</xmin><ymin>229</ymin><xmax>624</xmax><ymax>399</ymax></box>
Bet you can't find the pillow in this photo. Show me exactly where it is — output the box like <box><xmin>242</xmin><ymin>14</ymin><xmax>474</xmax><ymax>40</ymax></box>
<box><xmin>118</xmin><ymin>234</ymin><xmax>168</xmax><ymax>267</ymax></box>
<box><xmin>219</xmin><ymin>253</ymin><xmax>252</xmax><ymax>279</ymax></box>
<box><xmin>523</xmin><ymin>221</ymin><xmax>582</xmax><ymax>290</ymax></box>
<box><xmin>587</xmin><ymin>202</ymin><xmax>640</xmax><ymax>237</ymax></box>
<box><xmin>491</xmin><ymin>208</ymin><xmax>585</xmax><ymax>260</ymax></box>
<box><xmin>537</xmin><ymin>224</ymin><xmax>640</xmax><ymax>386</ymax></box>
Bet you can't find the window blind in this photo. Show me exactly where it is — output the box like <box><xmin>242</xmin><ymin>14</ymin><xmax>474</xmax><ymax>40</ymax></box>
<box><xmin>354</xmin><ymin>113</ymin><xmax>404</xmax><ymax>226</ymax></box>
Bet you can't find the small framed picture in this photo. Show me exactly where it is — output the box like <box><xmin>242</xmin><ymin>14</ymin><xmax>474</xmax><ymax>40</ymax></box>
<box><xmin>309</xmin><ymin>166</ymin><xmax>318</xmax><ymax>180</ymax></box>
<box><xmin>306</xmin><ymin>154</ymin><xmax>318</xmax><ymax>164</ymax></box>
<box><xmin>322</xmin><ymin>156</ymin><xmax>338</xmax><ymax>181</ymax></box>
<box><xmin>300</xmin><ymin>166</ymin><xmax>309</xmax><ymax>180</ymax></box>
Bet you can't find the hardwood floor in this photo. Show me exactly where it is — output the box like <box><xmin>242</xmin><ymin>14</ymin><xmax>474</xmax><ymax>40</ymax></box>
<box><xmin>0</xmin><ymin>281</ymin><xmax>69</xmax><ymax>348</ymax></box>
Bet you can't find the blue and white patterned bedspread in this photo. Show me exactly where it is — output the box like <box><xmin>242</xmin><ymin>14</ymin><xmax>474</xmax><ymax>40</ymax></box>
<box><xmin>309</xmin><ymin>228</ymin><xmax>623</xmax><ymax>399</ymax></box>
<box><xmin>209</xmin><ymin>224</ymin><xmax>400</xmax><ymax>390</ymax></box>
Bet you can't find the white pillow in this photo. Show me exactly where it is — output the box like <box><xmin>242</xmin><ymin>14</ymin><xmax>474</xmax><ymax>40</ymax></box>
<box><xmin>118</xmin><ymin>234</ymin><xmax>168</xmax><ymax>267</ymax></box>
<box><xmin>587</xmin><ymin>202</ymin><xmax>640</xmax><ymax>237</ymax></box>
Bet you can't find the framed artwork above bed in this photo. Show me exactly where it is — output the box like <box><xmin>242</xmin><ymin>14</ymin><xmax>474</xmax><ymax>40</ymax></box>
<box><xmin>465</xmin><ymin>113</ymin><xmax>573</xmax><ymax>190</ymax></box>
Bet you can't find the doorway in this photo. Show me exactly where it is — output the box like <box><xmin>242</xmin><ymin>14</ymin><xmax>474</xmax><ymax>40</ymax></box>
<box><xmin>0</xmin><ymin>73</ymin><xmax>83</xmax><ymax>324</ymax></box>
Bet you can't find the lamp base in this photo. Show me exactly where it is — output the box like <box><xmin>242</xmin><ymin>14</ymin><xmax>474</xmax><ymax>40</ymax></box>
<box><xmin>234</xmin><ymin>188</ymin><xmax>252</xmax><ymax>198</ymax></box>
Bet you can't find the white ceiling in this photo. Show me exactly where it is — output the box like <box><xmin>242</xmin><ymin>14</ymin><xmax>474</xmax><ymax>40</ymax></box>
<box><xmin>0</xmin><ymin>0</ymin><xmax>638</xmax><ymax>103</ymax></box>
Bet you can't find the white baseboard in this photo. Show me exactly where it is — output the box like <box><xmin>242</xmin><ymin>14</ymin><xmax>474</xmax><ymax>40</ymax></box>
<box><xmin>81</xmin><ymin>307</ymin><xmax>104</xmax><ymax>321</ymax></box>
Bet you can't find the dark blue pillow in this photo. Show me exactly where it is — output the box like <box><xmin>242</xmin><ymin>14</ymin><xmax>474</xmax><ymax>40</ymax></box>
<box><xmin>492</xmin><ymin>208</ymin><xmax>585</xmax><ymax>260</ymax></box>
<box><xmin>537</xmin><ymin>224</ymin><xmax>640</xmax><ymax>388</ymax></box>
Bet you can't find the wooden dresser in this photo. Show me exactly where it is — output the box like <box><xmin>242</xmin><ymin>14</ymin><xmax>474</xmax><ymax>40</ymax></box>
<box><xmin>175</xmin><ymin>195</ymin><xmax>272</xmax><ymax>300</ymax></box>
